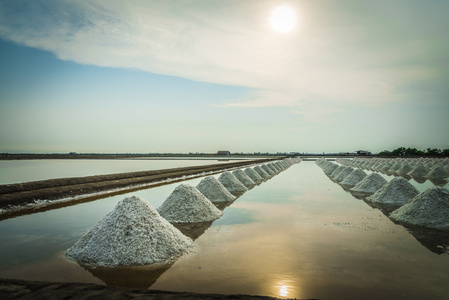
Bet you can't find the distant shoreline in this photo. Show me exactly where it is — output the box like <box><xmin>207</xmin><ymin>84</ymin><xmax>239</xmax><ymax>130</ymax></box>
<box><xmin>0</xmin><ymin>153</ymin><xmax>285</xmax><ymax>160</ymax></box>
<box><xmin>0</xmin><ymin>153</ymin><xmax>365</xmax><ymax>160</ymax></box>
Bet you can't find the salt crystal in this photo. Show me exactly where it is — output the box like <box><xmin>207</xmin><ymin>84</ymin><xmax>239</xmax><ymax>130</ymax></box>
<box><xmin>196</xmin><ymin>176</ymin><xmax>236</xmax><ymax>203</ymax></box>
<box><xmin>158</xmin><ymin>184</ymin><xmax>223</xmax><ymax>223</ymax></box>
<box><xmin>390</xmin><ymin>186</ymin><xmax>449</xmax><ymax>230</ymax></box>
<box><xmin>65</xmin><ymin>195</ymin><xmax>195</xmax><ymax>267</ymax></box>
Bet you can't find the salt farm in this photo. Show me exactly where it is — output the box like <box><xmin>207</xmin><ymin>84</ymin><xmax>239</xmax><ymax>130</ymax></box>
<box><xmin>0</xmin><ymin>157</ymin><xmax>449</xmax><ymax>299</ymax></box>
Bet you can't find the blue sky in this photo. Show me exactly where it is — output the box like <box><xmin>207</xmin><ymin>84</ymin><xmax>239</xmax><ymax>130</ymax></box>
<box><xmin>1</xmin><ymin>0</ymin><xmax>448</xmax><ymax>154</ymax></box>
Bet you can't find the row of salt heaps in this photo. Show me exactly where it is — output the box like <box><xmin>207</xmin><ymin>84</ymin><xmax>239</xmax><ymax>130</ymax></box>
<box><xmin>315</xmin><ymin>158</ymin><xmax>449</xmax><ymax>231</ymax></box>
<box><xmin>337</xmin><ymin>157</ymin><xmax>449</xmax><ymax>185</ymax></box>
<box><xmin>66</xmin><ymin>157</ymin><xmax>302</xmax><ymax>267</ymax></box>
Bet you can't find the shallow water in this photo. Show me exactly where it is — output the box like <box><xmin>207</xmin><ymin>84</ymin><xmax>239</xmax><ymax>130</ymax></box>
<box><xmin>0</xmin><ymin>158</ymin><xmax>229</xmax><ymax>184</ymax></box>
<box><xmin>0</xmin><ymin>161</ymin><xmax>448</xmax><ymax>299</ymax></box>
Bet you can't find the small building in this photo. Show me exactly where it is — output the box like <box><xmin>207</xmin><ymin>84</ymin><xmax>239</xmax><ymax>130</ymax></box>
<box><xmin>356</xmin><ymin>150</ymin><xmax>372</xmax><ymax>156</ymax></box>
<box><xmin>217</xmin><ymin>151</ymin><xmax>231</xmax><ymax>156</ymax></box>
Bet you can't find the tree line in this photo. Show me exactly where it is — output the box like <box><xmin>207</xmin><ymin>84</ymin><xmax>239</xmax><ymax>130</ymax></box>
<box><xmin>377</xmin><ymin>147</ymin><xmax>449</xmax><ymax>157</ymax></box>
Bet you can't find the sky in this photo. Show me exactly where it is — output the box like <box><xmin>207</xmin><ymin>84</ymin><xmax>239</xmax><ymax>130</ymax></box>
<box><xmin>0</xmin><ymin>0</ymin><xmax>448</xmax><ymax>154</ymax></box>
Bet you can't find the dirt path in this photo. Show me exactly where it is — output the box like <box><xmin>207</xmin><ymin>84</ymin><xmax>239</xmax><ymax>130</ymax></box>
<box><xmin>0</xmin><ymin>159</ymin><xmax>274</xmax><ymax>220</ymax></box>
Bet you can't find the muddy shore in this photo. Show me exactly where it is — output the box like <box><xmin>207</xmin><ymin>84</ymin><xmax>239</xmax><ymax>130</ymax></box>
<box><xmin>0</xmin><ymin>278</ymin><xmax>308</xmax><ymax>300</ymax></box>
<box><xmin>0</xmin><ymin>158</ymin><xmax>274</xmax><ymax>219</ymax></box>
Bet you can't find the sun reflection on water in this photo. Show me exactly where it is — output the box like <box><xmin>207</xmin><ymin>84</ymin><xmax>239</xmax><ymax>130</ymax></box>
<box><xmin>279</xmin><ymin>285</ymin><xmax>289</xmax><ymax>297</ymax></box>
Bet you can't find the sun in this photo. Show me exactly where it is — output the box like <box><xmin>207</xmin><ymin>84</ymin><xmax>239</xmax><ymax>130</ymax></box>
<box><xmin>270</xmin><ymin>5</ymin><xmax>297</xmax><ymax>34</ymax></box>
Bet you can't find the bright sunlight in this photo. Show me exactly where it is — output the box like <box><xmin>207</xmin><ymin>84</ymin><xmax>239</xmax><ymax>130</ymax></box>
<box><xmin>270</xmin><ymin>5</ymin><xmax>297</xmax><ymax>34</ymax></box>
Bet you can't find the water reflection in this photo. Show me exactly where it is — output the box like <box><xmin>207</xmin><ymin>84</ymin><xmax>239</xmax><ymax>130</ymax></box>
<box><xmin>410</xmin><ymin>176</ymin><xmax>427</xmax><ymax>184</ymax></box>
<box><xmin>363</xmin><ymin>200</ymin><xmax>449</xmax><ymax>255</ymax></box>
<box><xmin>172</xmin><ymin>221</ymin><xmax>214</xmax><ymax>240</ymax></box>
<box><xmin>82</xmin><ymin>261</ymin><xmax>174</xmax><ymax>289</ymax></box>
<box><xmin>392</xmin><ymin>223</ymin><xmax>449</xmax><ymax>255</ymax></box>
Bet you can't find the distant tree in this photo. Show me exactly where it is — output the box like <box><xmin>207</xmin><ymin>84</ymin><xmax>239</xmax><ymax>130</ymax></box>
<box><xmin>425</xmin><ymin>148</ymin><xmax>442</xmax><ymax>156</ymax></box>
<box><xmin>377</xmin><ymin>147</ymin><xmax>447</xmax><ymax>157</ymax></box>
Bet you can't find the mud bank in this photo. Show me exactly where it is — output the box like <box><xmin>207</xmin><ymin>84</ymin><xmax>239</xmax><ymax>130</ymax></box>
<box><xmin>0</xmin><ymin>159</ymin><xmax>273</xmax><ymax>217</ymax></box>
<box><xmin>0</xmin><ymin>278</ymin><xmax>305</xmax><ymax>300</ymax></box>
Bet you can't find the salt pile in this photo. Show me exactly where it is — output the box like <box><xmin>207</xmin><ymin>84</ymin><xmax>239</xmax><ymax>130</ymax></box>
<box><xmin>158</xmin><ymin>184</ymin><xmax>223</xmax><ymax>223</ymax></box>
<box><xmin>65</xmin><ymin>195</ymin><xmax>195</xmax><ymax>267</ymax></box>
<box><xmin>396</xmin><ymin>163</ymin><xmax>413</xmax><ymax>176</ymax></box>
<box><xmin>269</xmin><ymin>163</ymin><xmax>281</xmax><ymax>173</ymax></box>
<box><xmin>218</xmin><ymin>171</ymin><xmax>248</xmax><ymax>195</ymax></box>
<box><xmin>350</xmin><ymin>173</ymin><xmax>388</xmax><ymax>196</ymax></box>
<box><xmin>426</xmin><ymin>165</ymin><xmax>449</xmax><ymax>180</ymax></box>
<box><xmin>330</xmin><ymin>165</ymin><xmax>345</xmax><ymax>178</ymax></box>
<box><xmin>408</xmin><ymin>164</ymin><xmax>429</xmax><ymax>177</ymax></box>
<box><xmin>232</xmin><ymin>169</ymin><xmax>256</xmax><ymax>188</ymax></box>
<box><xmin>196</xmin><ymin>176</ymin><xmax>236</xmax><ymax>203</ymax></box>
<box><xmin>244</xmin><ymin>168</ymin><xmax>264</xmax><ymax>184</ymax></box>
<box><xmin>340</xmin><ymin>169</ymin><xmax>367</xmax><ymax>188</ymax></box>
<box><xmin>324</xmin><ymin>163</ymin><xmax>339</xmax><ymax>175</ymax></box>
<box><xmin>388</xmin><ymin>161</ymin><xmax>403</xmax><ymax>174</ymax></box>
<box><xmin>367</xmin><ymin>177</ymin><xmax>419</xmax><ymax>205</ymax></box>
<box><xmin>254</xmin><ymin>165</ymin><xmax>271</xmax><ymax>179</ymax></box>
<box><xmin>275</xmin><ymin>162</ymin><xmax>287</xmax><ymax>170</ymax></box>
<box><xmin>334</xmin><ymin>166</ymin><xmax>354</xmax><ymax>183</ymax></box>
<box><xmin>261</xmin><ymin>164</ymin><xmax>276</xmax><ymax>176</ymax></box>
<box><xmin>390</xmin><ymin>187</ymin><xmax>449</xmax><ymax>230</ymax></box>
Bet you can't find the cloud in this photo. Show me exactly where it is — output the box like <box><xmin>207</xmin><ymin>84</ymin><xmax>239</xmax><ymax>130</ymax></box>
<box><xmin>0</xmin><ymin>0</ymin><xmax>447</xmax><ymax>116</ymax></box>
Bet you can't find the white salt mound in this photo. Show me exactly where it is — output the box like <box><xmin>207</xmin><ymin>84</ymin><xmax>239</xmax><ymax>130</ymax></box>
<box><xmin>232</xmin><ymin>169</ymin><xmax>256</xmax><ymax>188</ymax></box>
<box><xmin>390</xmin><ymin>187</ymin><xmax>449</xmax><ymax>230</ymax></box>
<box><xmin>218</xmin><ymin>172</ymin><xmax>248</xmax><ymax>195</ymax></box>
<box><xmin>254</xmin><ymin>166</ymin><xmax>271</xmax><ymax>179</ymax></box>
<box><xmin>196</xmin><ymin>176</ymin><xmax>236</xmax><ymax>203</ymax></box>
<box><xmin>408</xmin><ymin>164</ymin><xmax>429</xmax><ymax>177</ymax></box>
<box><xmin>65</xmin><ymin>195</ymin><xmax>195</xmax><ymax>267</ymax></box>
<box><xmin>244</xmin><ymin>168</ymin><xmax>264</xmax><ymax>184</ymax></box>
<box><xmin>324</xmin><ymin>163</ymin><xmax>339</xmax><ymax>175</ymax></box>
<box><xmin>330</xmin><ymin>166</ymin><xmax>345</xmax><ymax>178</ymax></box>
<box><xmin>396</xmin><ymin>163</ymin><xmax>413</xmax><ymax>176</ymax></box>
<box><xmin>158</xmin><ymin>184</ymin><xmax>223</xmax><ymax>223</ymax></box>
<box><xmin>367</xmin><ymin>177</ymin><xmax>419</xmax><ymax>205</ymax></box>
<box><xmin>340</xmin><ymin>169</ymin><xmax>367</xmax><ymax>188</ymax></box>
<box><xmin>426</xmin><ymin>166</ymin><xmax>449</xmax><ymax>180</ymax></box>
<box><xmin>262</xmin><ymin>164</ymin><xmax>276</xmax><ymax>176</ymax></box>
<box><xmin>334</xmin><ymin>166</ymin><xmax>354</xmax><ymax>182</ymax></box>
<box><xmin>351</xmin><ymin>173</ymin><xmax>388</xmax><ymax>195</ymax></box>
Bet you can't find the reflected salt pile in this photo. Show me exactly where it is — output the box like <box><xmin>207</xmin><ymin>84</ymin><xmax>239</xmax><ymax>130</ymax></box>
<box><xmin>253</xmin><ymin>165</ymin><xmax>271</xmax><ymax>179</ymax></box>
<box><xmin>158</xmin><ymin>184</ymin><xmax>223</xmax><ymax>223</ymax></box>
<box><xmin>350</xmin><ymin>173</ymin><xmax>388</xmax><ymax>196</ymax></box>
<box><xmin>232</xmin><ymin>169</ymin><xmax>256</xmax><ymax>188</ymax></box>
<box><xmin>244</xmin><ymin>167</ymin><xmax>264</xmax><ymax>184</ymax></box>
<box><xmin>65</xmin><ymin>195</ymin><xmax>195</xmax><ymax>267</ymax></box>
<box><xmin>340</xmin><ymin>169</ymin><xmax>367</xmax><ymax>189</ymax></box>
<box><xmin>390</xmin><ymin>186</ymin><xmax>449</xmax><ymax>230</ymax></box>
<box><xmin>218</xmin><ymin>171</ymin><xmax>248</xmax><ymax>196</ymax></box>
<box><xmin>84</xmin><ymin>261</ymin><xmax>174</xmax><ymax>289</ymax></box>
<box><xmin>401</xmin><ymin>225</ymin><xmax>449</xmax><ymax>255</ymax></box>
<box><xmin>172</xmin><ymin>221</ymin><xmax>214</xmax><ymax>241</ymax></box>
<box><xmin>196</xmin><ymin>176</ymin><xmax>236</xmax><ymax>203</ymax></box>
<box><xmin>367</xmin><ymin>177</ymin><xmax>419</xmax><ymax>205</ymax></box>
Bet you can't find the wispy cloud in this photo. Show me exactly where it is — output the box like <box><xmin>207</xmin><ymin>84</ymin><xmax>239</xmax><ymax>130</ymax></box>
<box><xmin>0</xmin><ymin>0</ymin><xmax>447</xmax><ymax>118</ymax></box>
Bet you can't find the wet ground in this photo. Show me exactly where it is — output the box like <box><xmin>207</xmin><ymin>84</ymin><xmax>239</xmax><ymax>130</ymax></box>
<box><xmin>0</xmin><ymin>161</ymin><xmax>448</xmax><ymax>299</ymax></box>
